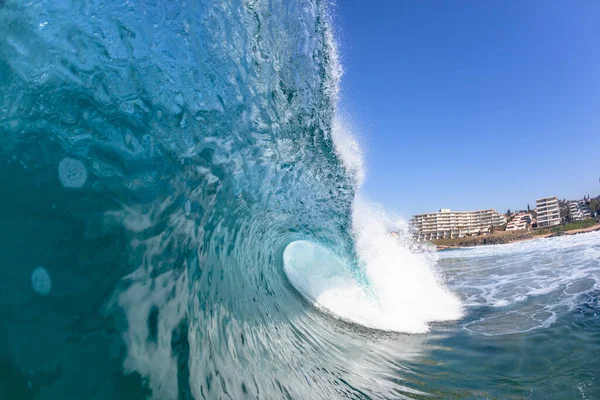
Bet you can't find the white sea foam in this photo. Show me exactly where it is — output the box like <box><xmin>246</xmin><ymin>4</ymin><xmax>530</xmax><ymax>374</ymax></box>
<box><xmin>284</xmin><ymin>200</ymin><xmax>464</xmax><ymax>334</ymax></box>
<box><xmin>331</xmin><ymin>118</ymin><xmax>365</xmax><ymax>186</ymax></box>
<box><xmin>285</xmin><ymin>116</ymin><xmax>463</xmax><ymax>334</ymax></box>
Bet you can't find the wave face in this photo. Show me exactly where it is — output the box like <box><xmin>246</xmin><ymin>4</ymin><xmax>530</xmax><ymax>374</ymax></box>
<box><xmin>0</xmin><ymin>0</ymin><xmax>460</xmax><ymax>398</ymax></box>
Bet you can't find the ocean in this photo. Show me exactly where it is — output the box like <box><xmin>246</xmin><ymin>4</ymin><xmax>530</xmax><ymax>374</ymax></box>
<box><xmin>0</xmin><ymin>0</ymin><xmax>598</xmax><ymax>398</ymax></box>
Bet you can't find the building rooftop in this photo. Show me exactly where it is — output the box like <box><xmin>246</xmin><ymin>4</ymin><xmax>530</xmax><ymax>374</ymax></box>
<box><xmin>414</xmin><ymin>208</ymin><xmax>502</xmax><ymax>217</ymax></box>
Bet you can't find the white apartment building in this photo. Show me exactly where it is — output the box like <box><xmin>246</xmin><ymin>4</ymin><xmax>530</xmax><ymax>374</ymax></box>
<box><xmin>568</xmin><ymin>200</ymin><xmax>591</xmax><ymax>221</ymax></box>
<box><xmin>506</xmin><ymin>213</ymin><xmax>533</xmax><ymax>231</ymax></box>
<box><xmin>412</xmin><ymin>209</ymin><xmax>507</xmax><ymax>241</ymax></box>
<box><xmin>536</xmin><ymin>196</ymin><xmax>561</xmax><ymax>228</ymax></box>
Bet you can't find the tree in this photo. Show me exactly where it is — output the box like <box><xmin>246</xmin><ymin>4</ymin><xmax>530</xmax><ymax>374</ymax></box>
<box><xmin>527</xmin><ymin>203</ymin><xmax>531</xmax><ymax>212</ymax></box>
<box><xmin>561</xmin><ymin>205</ymin><xmax>571</xmax><ymax>223</ymax></box>
<box><xmin>590</xmin><ymin>199</ymin><xmax>599</xmax><ymax>217</ymax></box>
<box><xmin>506</xmin><ymin>209</ymin><xmax>511</xmax><ymax>216</ymax></box>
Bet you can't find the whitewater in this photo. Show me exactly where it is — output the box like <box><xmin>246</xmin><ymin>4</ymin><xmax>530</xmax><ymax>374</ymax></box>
<box><xmin>1</xmin><ymin>0</ymin><xmax>599</xmax><ymax>399</ymax></box>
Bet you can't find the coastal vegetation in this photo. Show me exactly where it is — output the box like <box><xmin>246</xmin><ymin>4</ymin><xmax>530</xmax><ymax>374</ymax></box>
<box><xmin>534</xmin><ymin>218</ymin><xmax>597</xmax><ymax>235</ymax></box>
<box><xmin>434</xmin><ymin>232</ymin><xmax>534</xmax><ymax>248</ymax></box>
<box><xmin>433</xmin><ymin>218</ymin><xmax>599</xmax><ymax>249</ymax></box>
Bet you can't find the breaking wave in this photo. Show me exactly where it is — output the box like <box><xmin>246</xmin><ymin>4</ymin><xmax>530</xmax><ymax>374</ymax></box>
<box><xmin>0</xmin><ymin>0</ymin><xmax>461</xmax><ymax>398</ymax></box>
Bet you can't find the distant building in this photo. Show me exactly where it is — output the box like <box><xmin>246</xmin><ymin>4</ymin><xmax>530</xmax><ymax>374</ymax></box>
<box><xmin>568</xmin><ymin>200</ymin><xmax>591</xmax><ymax>221</ymax></box>
<box><xmin>412</xmin><ymin>209</ymin><xmax>507</xmax><ymax>241</ymax></box>
<box><xmin>536</xmin><ymin>196</ymin><xmax>561</xmax><ymax>228</ymax></box>
<box><xmin>506</xmin><ymin>213</ymin><xmax>533</xmax><ymax>231</ymax></box>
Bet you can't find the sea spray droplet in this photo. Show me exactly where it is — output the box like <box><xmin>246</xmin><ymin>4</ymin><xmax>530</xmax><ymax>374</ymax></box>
<box><xmin>31</xmin><ymin>267</ymin><xmax>52</xmax><ymax>296</ymax></box>
<box><xmin>58</xmin><ymin>158</ymin><xmax>87</xmax><ymax>188</ymax></box>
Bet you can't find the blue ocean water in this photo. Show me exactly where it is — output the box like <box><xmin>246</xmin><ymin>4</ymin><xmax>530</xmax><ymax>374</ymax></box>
<box><xmin>434</xmin><ymin>232</ymin><xmax>600</xmax><ymax>399</ymax></box>
<box><xmin>1</xmin><ymin>0</ymin><xmax>599</xmax><ymax>399</ymax></box>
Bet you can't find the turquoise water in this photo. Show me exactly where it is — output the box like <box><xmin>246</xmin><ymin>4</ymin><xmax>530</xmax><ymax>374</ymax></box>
<box><xmin>1</xmin><ymin>0</ymin><xmax>599</xmax><ymax>398</ymax></box>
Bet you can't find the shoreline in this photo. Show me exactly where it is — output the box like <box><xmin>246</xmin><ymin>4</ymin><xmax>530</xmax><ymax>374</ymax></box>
<box><xmin>436</xmin><ymin>224</ymin><xmax>600</xmax><ymax>250</ymax></box>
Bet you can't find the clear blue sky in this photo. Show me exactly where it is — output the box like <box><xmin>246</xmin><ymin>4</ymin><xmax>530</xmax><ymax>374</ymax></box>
<box><xmin>335</xmin><ymin>1</ymin><xmax>600</xmax><ymax>218</ymax></box>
